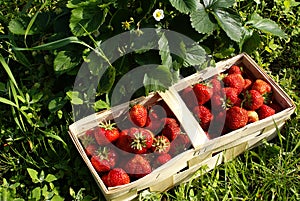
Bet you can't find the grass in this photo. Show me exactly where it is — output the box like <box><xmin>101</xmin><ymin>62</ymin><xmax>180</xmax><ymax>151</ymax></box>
<box><xmin>0</xmin><ymin>0</ymin><xmax>299</xmax><ymax>200</ymax></box>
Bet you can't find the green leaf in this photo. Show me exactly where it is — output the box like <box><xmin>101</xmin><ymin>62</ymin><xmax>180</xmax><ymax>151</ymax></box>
<box><xmin>169</xmin><ymin>0</ymin><xmax>198</xmax><ymax>14</ymax></box>
<box><xmin>240</xmin><ymin>29</ymin><xmax>261</xmax><ymax>54</ymax></box>
<box><xmin>0</xmin><ymin>97</ymin><xmax>18</xmax><ymax>108</ymax></box>
<box><xmin>54</xmin><ymin>51</ymin><xmax>81</xmax><ymax>74</ymax></box>
<box><xmin>183</xmin><ymin>44</ymin><xmax>207</xmax><ymax>67</ymax></box>
<box><xmin>205</xmin><ymin>0</ymin><xmax>235</xmax><ymax>9</ymax></box>
<box><xmin>143</xmin><ymin>65</ymin><xmax>173</xmax><ymax>95</ymax></box>
<box><xmin>190</xmin><ymin>4</ymin><xmax>216</xmax><ymax>34</ymax></box>
<box><xmin>8</xmin><ymin>17</ymin><xmax>35</xmax><ymax>35</ymax></box>
<box><xmin>51</xmin><ymin>195</ymin><xmax>65</xmax><ymax>201</ymax></box>
<box><xmin>67</xmin><ymin>0</ymin><xmax>101</xmax><ymax>8</ymax></box>
<box><xmin>48</xmin><ymin>97</ymin><xmax>67</xmax><ymax>113</ymax></box>
<box><xmin>0</xmin><ymin>54</ymin><xmax>19</xmax><ymax>90</ymax></box>
<box><xmin>97</xmin><ymin>65</ymin><xmax>116</xmax><ymax>95</ymax></box>
<box><xmin>45</xmin><ymin>174</ymin><xmax>57</xmax><ymax>183</ymax></box>
<box><xmin>246</xmin><ymin>13</ymin><xmax>287</xmax><ymax>38</ymax></box>
<box><xmin>31</xmin><ymin>187</ymin><xmax>42</xmax><ymax>200</ymax></box>
<box><xmin>213</xmin><ymin>8</ymin><xmax>243</xmax><ymax>42</ymax></box>
<box><xmin>94</xmin><ymin>99</ymin><xmax>110</xmax><ymax>110</ymax></box>
<box><xmin>27</xmin><ymin>168</ymin><xmax>40</xmax><ymax>183</ymax></box>
<box><xmin>66</xmin><ymin>91</ymin><xmax>83</xmax><ymax>105</ymax></box>
<box><xmin>158</xmin><ymin>31</ymin><xmax>172</xmax><ymax>68</ymax></box>
<box><xmin>70</xmin><ymin>6</ymin><xmax>108</xmax><ymax>36</ymax></box>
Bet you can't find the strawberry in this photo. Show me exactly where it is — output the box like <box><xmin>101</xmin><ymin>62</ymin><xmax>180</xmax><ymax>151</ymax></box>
<box><xmin>107</xmin><ymin>168</ymin><xmax>130</xmax><ymax>187</ymax></box>
<box><xmin>258</xmin><ymin>104</ymin><xmax>275</xmax><ymax>120</ymax></box>
<box><xmin>224</xmin><ymin>87</ymin><xmax>239</xmax><ymax>107</ymax></box>
<box><xmin>210</xmin><ymin>93</ymin><xmax>225</xmax><ymax>110</ymax></box>
<box><xmin>101</xmin><ymin>173</ymin><xmax>110</xmax><ymax>187</ymax></box>
<box><xmin>94</xmin><ymin>122</ymin><xmax>120</xmax><ymax>145</ymax></box>
<box><xmin>128</xmin><ymin>128</ymin><xmax>154</xmax><ymax>154</ymax></box>
<box><xmin>151</xmin><ymin>135</ymin><xmax>171</xmax><ymax>154</ymax></box>
<box><xmin>193</xmin><ymin>83</ymin><xmax>213</xmax><ymax>105</ymax></box>
<box><xmin>180</xmin><ymin>86</ymin><xmax>198</xmax><ymax>109</ymax></box>
<box><xmin>125</xmin><ymin>154</ymin><xmax>152</xmax><ymax>179</ymax></box>
<box><xmin>115</xmin><ymin>129</ymin><xmax>134</xmax><ymax>154</ymax></box>
<box><xmin>129</xmin><ymin>104</ymin><xmax>148</xmax><ymax>127</ymax></box>
<box><xmin>251</xmin><ymin>79</ymin><xmax>272</xmax><ymax>95</ymax></box>
<box><xmin>158</xmin><ymin>101</ymin><xmax>175</xmax><ymax>118</ymax></box>
<box><xmin>169</xmin><ymin>133</ymin><xmax>191</xmax><ymax>157</ymax></box>
<box><xmin>152</xmin><ymin>153</ymin><xmax>172</xmax><ymax>169</ymax></box>
<box><xmin>91</xmin><ymin>146</ymin><xmax>118</xmax><ymax>173</ymax></box>
<box><xmin>193</xmin><ymin>105</ymin><xmax>213</xmax><ymax>131</ymax></box>
<box><xmin>225</xmin><ymin>106</ymin><xmax>248</xmax><ymax>130</ymax></box>
<box><xmin>80</xmin><ymin>130</ymin><xmax>97</xmax><ymax>157</ymax></box>
<box><xmin>243</xmin><ymin>90</ymin><xmax>264</xmax><ymax>111</ymax></box>
<box><xmin>243</xmin><ymin>78</ymin><xmax>253</xmax><ymax>92</ymax></box>
<box><xmin>144</xmin><ymin>105</ymin><xmax>165</xmax><ymax>133</ymax></box>
<box><xmin>209</xmin><ymin>110</ymin><xmax>226</xmax><ymax>138</ymax></box>
<box><xmin>162</xmin><ymin>118</ymin><xmax>181</xmax><ymax>141</ymax></box>
<box><xmin>247</xmin><ymin>110</ymin><xmax>259</xmax><ymax>123</ymax></box>
<box><xmin>223</xmin><ymin>73</ymin><xmax>245</xmax><ymax>94</ymax></box>
<box><xmin>228</xmin><ymin>65</ymin><xmax>242</xmax><ymax>75</ymax></box>
<box><xmin>209</xmin><ymin>76</ymin><xmax>223</xmax><ymax>95</ymax></box>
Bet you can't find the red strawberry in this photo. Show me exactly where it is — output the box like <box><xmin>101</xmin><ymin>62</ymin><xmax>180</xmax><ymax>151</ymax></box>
<box><xmin>144</xmin><ymin>105</ymin><xmax>165</xmax><ymax>133</ymax></box>
<box><xmin>115</xmin><ymin>129</ymin><xmax>133</xmax><ymax>154</ymax></box>
<box><xmin>91</xmin><ymin>146</ymin><xmax>118</xmax><ymax>173</ymax></box>
<box><xmin>125</xmin><ymin>154</ymin><xmax>152</xmax><ymax>179</ymax></box>
<box><xmin>129</xmin><ymin>104</ymin><xmax>148</xmax><ymax>127</ymax></box>
<box><xmin>107</xmin><ymin>168</ymin><xmax>130</xmax><ymax>187</ymax></box>
<box><xmin>151</xmin><ymin>135</ymin><xmax>171</xmax><ymax>154</ymax></box>
<box><xmin>243</xmin><ymin>78</ymin><xmax>253</xmax><ymax>92</ymax></box>
<box><xmin>258</xmin><ymin>104</ymin><xmax>275</xmax><ymax>120</ymax></box>
<box><xmin>243</xmin><ymin>90</ymin><xmax>264</xmax><ymax>111</ymax></box>
<box><xmin>193</xmin><ymin>83</ymin><xmax>213</xmax><ymax>105</ymax></box>
<box><xmin>94</xmin><ymin>122</ymin><xmax>120</xmax><ymax>145</ymax></box>
<box><xmin>128</xmin><ymin>128</ymin><xmax>154</xmax><ymax>154</ymax></box>
<box><xmin>162</xmin><ymin>118</ymin><xmax>181</xmax><ymax>141</ymax></box>
<box><xmin>210</xmin><ymin>93</ymin><xmax>225</xmax><ymax>110</ymax></box>
<box><xmin>152</xmin><ymin>153</ymin><xmax>172</xmax><ymax>169</ymax></box>
<box><xmin>193</xmin><ymin>105</ymin><xmax>213</xmax><ymax>131</ymax></box>
<box><xmin>225</xmin><ymin>106</ymin><xmax>248</xmax><ymax>130</ymax></box>
<box><xmin>228</xmin><ymin>65</ymin><xmax>242</xmax><ymax>75</ymax></box>
<box><xmin>251</xmin><ymin>79</ymin><xmax>272</xmax><ymax>95</ymax></box>
<box><xmin>85</xmin><ymin>144</ymin><xmax>97</xmax><ymax>157</ymax></box>
<box><xmin>247</xmin><ymin>110</ymin><xmax>259</xmax><ymax>123</ymax></box>
<box><xmin>80</xmin><ymin>130</ymin><xmax>97</xmax><ymax>157</ymax></box>
<box><xmin>180</xmin><ymin>86</ymin><xmax>198</xmax><ymax>109</ymax></box>
<box><xmin>169</xmin><ymin>134</ymin><xmax>191</xmax><ymax>157</ymax></box>
<box><xmin>209</xmin><ymin>110</ymin><xmax>226</xmax><ymax>138</ymax></box>
<box><xmin>223</xmin><ymin>73</ymin><xmax>245</xmax><ymax>94</ymax></box>
<box><xmin>224</xmin><ymin>87</ymin><xmax>239</xmax><ymax>107</ymax></box>
<box><xmin>158</xmin><ymin>101</ymin><xmax>175</xmax><ymax>118</ymax></box>
<box><xmin>101</xmin><ymin>173</ymin><xmax>110</xmax><ymax>187</ymax></box>
<box><xmin>209</xmin><ymin>77</ymin><xmax>223</xmax><ymax>95</ymax></box>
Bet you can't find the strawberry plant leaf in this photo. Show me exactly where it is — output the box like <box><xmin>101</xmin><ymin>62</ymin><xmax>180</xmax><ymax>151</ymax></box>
<box><xmin>69</xmin><ymin>6</ymin><xmax>108</xmax><ymax>36</ymax></box>
<box><xmin>246</xmin><ymin>13</ymin><xmax>287</xmax><ymax>38</ymax></box>
<box><xmin>27</xmin><ymin>168</ymin><xmax>40</xmax><ymax>183</ymax></box>
<box><xmin>190</xmin><ymin>3</ymin><xmax>216</xmax><ymax>34</ymax></box>
<box><xmin>213</xmin><ymin>8</ymin><xmax>243</xmax><ymax>42</ymax></box>
<box><xmin>205</xmin><ymin>0</ymin><xmax>235</xmax><ymax>9</ymax></box>
<box><xmin>45</xmin><ymin>174</ymin><xmax>57</xmax><ymax>183</ymax></box>
<box><xmin>183</xmin><ymin>44</ymin><xmax>207</xmax><ymax>67</ymax></box>
<box><xmin>8</xmin><ymin>17</ymin><xmax>35</xmax><ymax>35</ymax></box>
<box><xmin>239</xmin><ymin>29</ymin><xmax>261</xmax><ymax>54</ymax></box>
<box><xmin>97</xmin><ymin>65</ymin><xmax>116</xmax><ymax>95</ymax></box>
<box><xmin>158</xmin><ymin>31</ymin><xmax>172</xmax><ymax>69</ymax></box>
<box><xmin>54</xmin><ymin>51</ymin><xmax>81</xmax><ymax>74</ymax></box>
<box><xmin>169</xmin><ymin>0</ymin><xmax>198</xmax><ymax>14</ymax></box>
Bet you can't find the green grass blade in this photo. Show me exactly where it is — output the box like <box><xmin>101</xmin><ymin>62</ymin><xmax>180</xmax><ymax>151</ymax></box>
<box><xmin>0</xmin><ymin>54</ymin><xmax>19</xmax><ymax>90</ymax></box>
<box><xmin>0</xmin><ymin>97</ymin><xmax>18</xmax><ymax>107</ymax></box>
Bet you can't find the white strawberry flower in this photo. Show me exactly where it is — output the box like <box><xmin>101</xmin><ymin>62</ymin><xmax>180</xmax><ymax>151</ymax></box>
<box><xmin>153</xmin><ymin>9</ymin><xmax>164</xmax><ymax>21</ymax></box>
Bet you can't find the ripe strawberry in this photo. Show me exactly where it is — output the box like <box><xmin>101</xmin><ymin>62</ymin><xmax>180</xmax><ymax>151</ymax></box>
<box><xmin>225</xmin><ymin>106</ymin><xmax>248</xmax><ymax>130</ymax></box>
<box><xmin>209</xmin><ymin>76</ymin><xmax>223</xmax><ymax>95</ymax></box>
<box><xmin>144</xmin><ymin>105</ymin><xmax>165</xmax><ymax>133</ymax></box>
<box><xmin>125</xmin><ymin>154</ymin><xmax>152</xmax><ymax>179</ymax></box>
<box><xmin>107</xmin><ymin>168</ymin><xmax>130</xmax><ymax>187</ymax></box>
<box><xmin>115</xmin><ymin>129</ymin><xmax>133</xmax><ymax>154</ymax></box>
<box><xmin>243</xmin><ymin>78</ymin><xmax>253</xmax><ymax>92</ymax></box>
<box><xmin>224</xmin><ymin>87</ymin><xmax>239</xmax><ymax>107</ymax></box>
<box><xmin>247</xmin><ymin>110</ymin><xmax>259</xmax><ymax>123</ymax></box>
<box><xmin>243</xmin><ymin>90</ymin><xmax>264</xmax><ymax>111</ymax></box>
<box><xmin>101</xmin><ymin>173</ymin><xmax>110</xmax><ymax>187</ymax></box>
<box><xmin>91</xmin><ymin>146</ymin><xmax>118</xmax><ymax>173</ymax></box>
<box><xmin>228</xmin><ymin>65</ymin><xmax>242</xmax><ymax>75</ymax></box>
<box><xmin>193</xmin><ymin>105</ymin><xmax>213</xmax><ymax>131</ymax></box>
<box><xmin>162</xmin><ymin>118</ymin><xmax>181</xmax><ymax>141</ymax></box>
<box><xmin>158</xmin><ymin>101</ymin><xmax>175</xmax><ymax>118</ymax></box>
<box><xmin>180</xmin><ymin>86</ymin><xmax>198</xmax><ymax>109</ymax></box>
<box><xmin>251</xmin><ymin>79</ymin><xmax>272</xmax><ymax>95</ymax></box>
<box><xmin>80</xmin><ymin>130</ymin><xmax>97</xmax><ymax>157</ymax></box>
<box><xmin>151</xmin><ymin>135</ymin><xmax>171</xmax><ymax>154</ymax></box>
<box><xmin>128</xmin><ymin>128</ymin><xmax>154</xmax><ymax>154</ymax></box>
<box><xmin>129</xmin><ymin>104</ymin><xmax>148</xmax><ymax>127</ymax></box>
<box><xmin>258</xmin><ymin>104</ymin><xmax>275</xmax><ymax>120</ymax></box>
<box><xmin>209</xmin><ymin>110</ymin><xmax>226</xmax><ymax>138</ymax></box>
<box><xmin>169</xmin><ymin>133</ymin><xmax>191</xmax><ymax>157</ymax></box>
<box><xmin>193</xmin><ymin>83</ymin><xmax>213</xmax><ymax>105</ymax></box>
<box><xmin>223</xmin><ymin>73</ymin><xmax>245</xmax><ymax>94</ymax></box>
<box><xmin>152</xmin><ymin>153</ymin><xmax>172</xmax><ymax>169</ymax></box>
<box><xmin>210</xmin><ymin>93</ymin><xmax>225</xmax><ymax>110</ymax></box>
<box><xmin>94</xmin><ymin>122</ymin><xmax>120</xmax><ymax>145</ymax></box>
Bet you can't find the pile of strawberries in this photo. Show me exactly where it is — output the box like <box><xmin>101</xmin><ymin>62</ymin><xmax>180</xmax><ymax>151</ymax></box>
<box><xmin>180</xmin><ymin>64</ymin><xmax>282</xmax><ymax>139</ymax></box>
<box><xmin>80</xmin><ymin>101</ymin><xmax>191</xmax><ymax>188</ymax></box>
